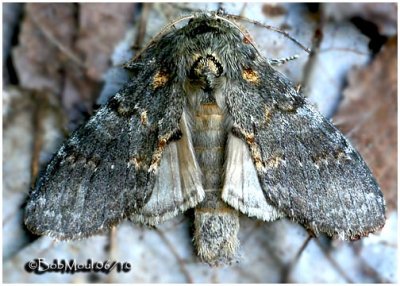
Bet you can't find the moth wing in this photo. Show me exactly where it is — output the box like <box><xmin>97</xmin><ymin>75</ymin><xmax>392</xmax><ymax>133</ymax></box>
<box><xmin>25</xmin><ymin>67</ymin><xmax>203</xmax><ymax>239</ymax></box>
<box><xmin>130</xmin><ymin>111</ymin><xmax>204</xmax><ymax>225</ymax></box>
<box><xmin>226</xmin><ymin>62</ymin><xmax>386</xmax><ymax>239</ymax></box>
<box><xmin>222</xmin><ymin>133</ymin><xmax>284</xmax><ymax>221</ymax></box>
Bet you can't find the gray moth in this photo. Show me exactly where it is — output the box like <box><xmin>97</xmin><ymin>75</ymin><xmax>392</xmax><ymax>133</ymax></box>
<box><xmin>25</xmin><ymin>11</ymin><xmax>386</xmax><ymax>266</ymax></box>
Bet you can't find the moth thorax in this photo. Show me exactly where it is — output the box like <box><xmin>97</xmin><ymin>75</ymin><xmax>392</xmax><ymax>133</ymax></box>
<box><xmin>189</xmin><ymin>54</ymin><xmax>223</xmax><ymax>92</ymax></box>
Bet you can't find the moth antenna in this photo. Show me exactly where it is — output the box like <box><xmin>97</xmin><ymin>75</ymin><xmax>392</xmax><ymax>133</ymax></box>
<box><xmin>269</xmin><ymin>55</ymin><xmax>299</xmax><ymax>66</ymax></box>
<box><xmin>214</xmin><ymin>14</ymin><xmax>262</xmax><ymax>56</ymax></box>
<box><xmin>225</xmin><ymin>14</ymin><xmax>311</xmax><ymax>54</ymax></box>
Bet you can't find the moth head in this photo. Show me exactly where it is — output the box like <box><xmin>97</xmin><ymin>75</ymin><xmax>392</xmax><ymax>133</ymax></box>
<box><xmin>188</xmin><ymin>53</ymin><xmax>224</xmax><ymax>92</ymax></box>
<box><xmin>180</xmin><ymin>14</ymin><xmax>259</xmax><ymax>82</ymax></box>
<box><xmin>185</xmin><ymin>14</ymin><xmax>227</xmax><ymax>36</ymax></box>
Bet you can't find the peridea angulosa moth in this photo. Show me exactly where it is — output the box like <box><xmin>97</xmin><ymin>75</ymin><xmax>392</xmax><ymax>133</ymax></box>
<box><xmin>25</xmin><ymin>11</ymin><xmax>386</xmax><ymax>266</ymax></box>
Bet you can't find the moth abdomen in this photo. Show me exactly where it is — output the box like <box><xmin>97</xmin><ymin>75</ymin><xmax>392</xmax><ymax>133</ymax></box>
<box><xmin>191</xmin><ymin>102</ymin><xmax>226</xmax><ymax>188</ymax></box>
<box><xmin>189</xmin><ymin>98</ymin><xmax>240</xmax><ymax>265</ymax></box>
<box><xmin>194</xmin><ymin>191</ymin><xmax>240</xmax><ymax>265</ymax></box>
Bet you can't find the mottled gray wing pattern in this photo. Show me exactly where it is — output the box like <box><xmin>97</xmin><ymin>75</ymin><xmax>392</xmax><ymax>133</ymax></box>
<box><xmin>225</xmin><ymin>62</ymin><xmax>385</xmax><ymax>239</ymax></box>
<box><xmin>25</xmin><ymin>65</ymin><xmax>184</xmax><ymax>240</ymax></box>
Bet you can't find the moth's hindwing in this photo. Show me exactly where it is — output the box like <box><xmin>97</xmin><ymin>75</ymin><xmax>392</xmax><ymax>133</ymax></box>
<box><xmin>130</xmin><ymin>111</ymin><xmax>205</xmax><ymax>225</ymax></box>
<box><xmin>222</xmin><ymin>133</ymin><xmax>284</xmax><ymax>221</ymax></box>
<box><xmin>24</xmin><ymin>61</ymin><xmax>194</xmax><ymax>239</ymax></box>
<box><xmin>226</xmin><ymin>62</ymin><xmax>386</xmax><ymax>239</ymax></box>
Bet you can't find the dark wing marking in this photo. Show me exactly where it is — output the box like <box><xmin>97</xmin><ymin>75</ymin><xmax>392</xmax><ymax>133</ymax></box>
<box><xmin>225</xmin><ymin>61</ymin><xmax>386</xmax><ymax>239</ymax></box>
<box><xmin>25</xmin><ymin>63</ymin><xmax>185</xmax><ymax>239</ymax></box>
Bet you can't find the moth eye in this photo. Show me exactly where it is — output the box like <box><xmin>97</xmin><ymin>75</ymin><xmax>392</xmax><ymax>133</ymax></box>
<box><xmin>188</xmin><ymin>18</ymin><xmax>194</xmax><ymax>25</ymax></box>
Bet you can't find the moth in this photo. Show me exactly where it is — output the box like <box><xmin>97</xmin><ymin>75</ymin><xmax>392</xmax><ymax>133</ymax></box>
<box><xmin>25</xmin><ymin>11</ymin><xmax>386</xmax><ymax>266</ymax></box>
